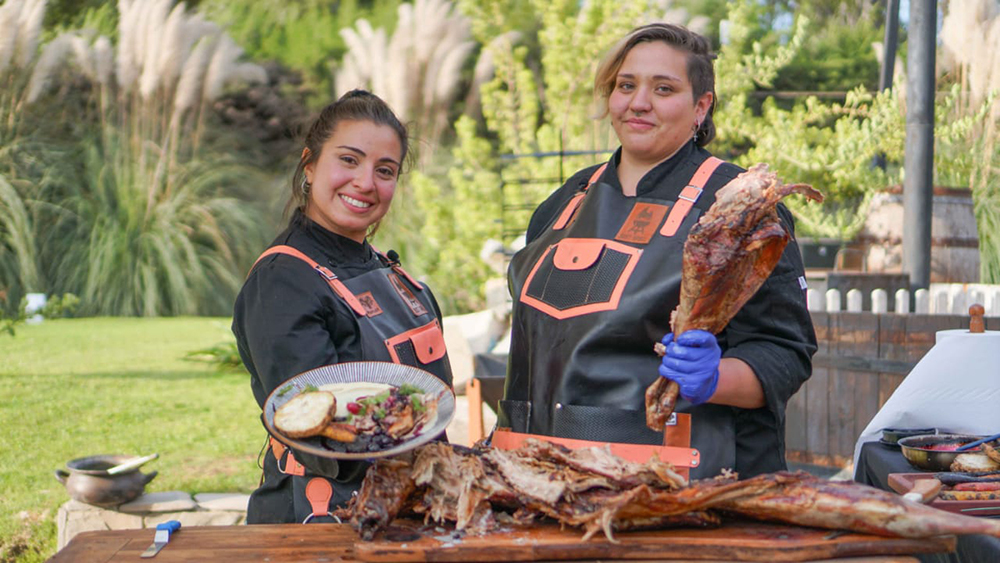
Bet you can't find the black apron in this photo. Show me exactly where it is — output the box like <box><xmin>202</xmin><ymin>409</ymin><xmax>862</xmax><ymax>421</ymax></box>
<box><xmin>499</xmin><ymin>156</ymin><xmax>735</xmax><ymax>480</ymax></box>
<box><xmin>248</xmin><ymin>245</ymin><xmax>452</xmax><ymax>523</ymax></box>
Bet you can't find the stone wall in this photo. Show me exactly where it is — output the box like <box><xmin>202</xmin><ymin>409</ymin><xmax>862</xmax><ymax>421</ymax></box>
<box><xmin>57</xmin><ymin>491</ymin><xmax>249</xmax><ymax>550</ymax></box>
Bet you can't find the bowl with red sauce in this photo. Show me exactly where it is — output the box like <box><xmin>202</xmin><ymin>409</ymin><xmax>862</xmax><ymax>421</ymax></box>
<box><xmin>898</xmin><ymin>434</ymin><xmax>985</xmax><ymax>471</ymax></box>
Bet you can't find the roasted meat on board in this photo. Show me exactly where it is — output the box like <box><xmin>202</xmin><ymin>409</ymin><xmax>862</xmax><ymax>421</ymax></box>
<box><xmin>337</xmin><ymin>439</ymin><xmax>1000</xmax><ymax>542</ymax></box>
<box><xmin>645</xmin><ymin>164</ymin><xmax>824</xmax><ymax>431</ymax></box>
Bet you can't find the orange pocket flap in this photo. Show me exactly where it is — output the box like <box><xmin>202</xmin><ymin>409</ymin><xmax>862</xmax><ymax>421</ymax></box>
<box><xmin>409</xmin><ymin>322</ymin><xmax>446</xmax><ymax>364</ymax></box>
<box><xmin>552</xmin><ymin>240</ymin><xmax>605</xmax><ymax>270</ymax></box>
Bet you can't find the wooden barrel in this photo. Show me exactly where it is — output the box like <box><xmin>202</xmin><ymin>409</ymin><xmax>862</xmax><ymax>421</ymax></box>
<box><xmin>856</xmin><ymin>187</ymin><xmax>980</xmax><ymax>283</ymax></box>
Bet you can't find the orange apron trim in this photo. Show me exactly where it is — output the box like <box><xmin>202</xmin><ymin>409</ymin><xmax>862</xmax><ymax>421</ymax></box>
<box><xmin>659</xmin><ymin>156</ymin><xmax>724</xmax><ymax>237</ymax></box>
<box><xmin>551</xmin><ymin>239</ymin><xmax>606</xmax><ymax>270</ymax></box>
<box><xmin>491</xmin><ymin>428</ymin><xmax>699</xmax><ymax>478</ymax></box>
<box><xmin>384</xmin><ymin>319</ymin><xmax>446</xmax><ymax>364</ymax></box>
<box><xmin>662</xmin><ymin>412</ymin><xmax>692</xmax><ymax>450</ymax></box>
<box><xmin>552</xmin><ymin>163</ymin><xmax>609</xmax><ymax>231</ymax></box>
<box><xmin>519</xmin><ymin>238</ymin><xmax>642</xmax><ymax>320</ymax></box>
<box><xmin>270</xmin><ymin>436</ymin><xmax>306</xmax><ymax>476</ymax></box>
<box><xmin>253</xmin><ymin>245</ymin><xmax>368</xmax><ymax>317</ymax></box>
<box><xmin>302</xmin><ymin>477</ymin><xmax>335</xmax><ymax>524</ymax></box>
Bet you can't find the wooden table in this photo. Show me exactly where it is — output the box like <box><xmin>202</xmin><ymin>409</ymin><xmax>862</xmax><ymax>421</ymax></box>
<box><xmin>47</xmin><ymin>523</ymin><xmax>938</xmax><ymax>563</ymax></box>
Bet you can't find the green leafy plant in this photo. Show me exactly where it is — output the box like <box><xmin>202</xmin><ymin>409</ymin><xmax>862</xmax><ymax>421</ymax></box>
<box><xmin>184</xmin><ymin>340</ymin><xmax>247</xmax><ymax>372</ymax></box>
<box><xmin>2</xmin><ymin>0</ymin><xmax>275</xmax><ymax>316</ymax></box>
<box><xmin>0</xmin><ymin>292</ymin><xmax>79</xmax><ymax>337</ymax></box>
<box><xmin>200</xmin><ymin>0</ymin><xmax>403</xmax><ymax>106</ymax></box>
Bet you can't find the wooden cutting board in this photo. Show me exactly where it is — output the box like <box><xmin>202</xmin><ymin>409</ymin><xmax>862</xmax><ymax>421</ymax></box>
<box><xmin>353</xmin><ymin>519</ymin><xmax>954</xmax><ymax>562</ymax></box>
<box><xmin>888</xmin><ymin>472</ymin><xmax>1000</xmax><ymax>517</ymax></box>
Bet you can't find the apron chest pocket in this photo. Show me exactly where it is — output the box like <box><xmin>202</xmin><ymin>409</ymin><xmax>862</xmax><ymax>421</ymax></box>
<box><xmin>384</xmin><ymin>319</ymin><xmax>446</xmax><ymax>366</ymax></box>
<box><xmin>520</xmin><ymin>238</ymin><xmax>641</xmax><ymax>319</ymax></box>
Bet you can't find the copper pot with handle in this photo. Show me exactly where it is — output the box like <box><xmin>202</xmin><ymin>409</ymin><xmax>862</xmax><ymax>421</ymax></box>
<box><xmin>55</xmin><ymin>454</ymin><xmax>158</xmax><ymax>507</ymax></box>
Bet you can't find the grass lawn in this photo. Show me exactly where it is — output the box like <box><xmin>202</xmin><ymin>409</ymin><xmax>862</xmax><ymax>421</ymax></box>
<box><xmin>0</xmin><ymin>318</ymin><xmax>262</xmax><ymax>563</ymax></box>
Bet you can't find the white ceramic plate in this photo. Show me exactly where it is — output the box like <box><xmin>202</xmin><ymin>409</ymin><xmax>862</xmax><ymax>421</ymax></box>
<box><xmin>262</xmin><ymin>361</ymin><xmax>454</xmax><ymax>460</ymax></box>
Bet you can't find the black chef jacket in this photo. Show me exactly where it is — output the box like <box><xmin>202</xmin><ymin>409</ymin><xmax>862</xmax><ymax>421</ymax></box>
<box><xmin>232</xmin><ymin>210</ymin><xmax>448</xmax><ymax>522</ymax></box>
<box><xmin>503</xmin><ymin>141</ymin><xmax>818</xmax><ymax>479</ymax></box>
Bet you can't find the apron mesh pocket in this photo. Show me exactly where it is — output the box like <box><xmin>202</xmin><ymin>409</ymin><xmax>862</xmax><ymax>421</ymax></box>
<box><xmin>525</xmin><ymin>248</ymin><xmax>630</xmax><ymax>309</ymax></box>
<box><xmin>391</xmin><ymin>341</ymin><xmax>418</xmax><ymax>365</ymax></box>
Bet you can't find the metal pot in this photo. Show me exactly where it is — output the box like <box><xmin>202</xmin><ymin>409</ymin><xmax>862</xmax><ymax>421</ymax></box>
<box><xmin>897</xmin><ymin>434</ymin><xmax>983</xmax><ymax>472</ymax></box>
<box><xmin>55</xmin><ymin>455</ymin><xmax>157</xmax><ymax>507</ymax></box>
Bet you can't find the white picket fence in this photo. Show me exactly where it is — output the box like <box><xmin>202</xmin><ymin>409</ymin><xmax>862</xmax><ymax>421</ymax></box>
<box><xmin>806</xmin><ymin>283</ymin><xmax>1000</xmax><ymax>315</ymax></box>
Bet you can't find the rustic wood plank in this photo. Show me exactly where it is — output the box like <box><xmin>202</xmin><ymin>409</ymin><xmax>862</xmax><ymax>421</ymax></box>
<box><xmin>805</xmin><ymin>313</ymin><xmax>830</xmax><ymax>461</ymax></box>
<box><xmin>48</xmin><ymin>523</ymin><xmax>938</xmax><ymax>563</ymax></box>
<box><xmin>356</xmin><ymin>520</ymin><xmax>951</xmax><ymax>563</ymax></box>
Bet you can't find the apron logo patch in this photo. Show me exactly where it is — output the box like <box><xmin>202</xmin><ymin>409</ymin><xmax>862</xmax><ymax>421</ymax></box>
<box><xmin>357</xmin><ymin>291</ymin><xmax>383</xmax><ymax>316</ymax></box>
<box><xmin>614</xmin><ymin>202</ymin><xmax>670</xmax><ymax>244</ymax></box>
<box><xmin>389</xmin><ymin>273</ymin><xmax>428</xmax><ymax>316</ymax></box>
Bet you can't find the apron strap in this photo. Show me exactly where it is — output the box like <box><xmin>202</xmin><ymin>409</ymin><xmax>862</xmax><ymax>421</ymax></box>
<box><xmin>252</xmin><ymin>245</ymin><xmax>368</xmax><ymax>317</ymax></box>
<box><xmin>659</xmin><ymin>156</ymin><xmax>724</xmax><ymax>237</ymax></box>
<box><xmin>553</xmin><ymin>163</ymin><xmax>609</xmax><ymax>231</ymax></box>
<box><xmin>370</xmin><ymin>244</ymin><xmax>422</xmax><ymax>289</ymax></box>
<box><xmin>269</xmin><ymin>436</ymin><xmax>306</xmax><ymax>476</ymax></box>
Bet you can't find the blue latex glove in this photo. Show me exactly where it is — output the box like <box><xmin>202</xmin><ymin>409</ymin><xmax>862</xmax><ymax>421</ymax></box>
<box><xmin>657</xmin><ymin>329</ymin><xmax>721</xmax><ymax>405</ymax></box>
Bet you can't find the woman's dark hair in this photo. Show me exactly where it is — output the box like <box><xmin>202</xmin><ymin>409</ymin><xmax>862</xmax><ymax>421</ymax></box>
<box><xmin>286</xmin><ymin>89</ymin><xmax>409</xmax><ymax>223</ymax></box>
<box><xmin>594</xmin><ymin>23</ymin><xmax>717</xmax><ymax>147</ymax></box>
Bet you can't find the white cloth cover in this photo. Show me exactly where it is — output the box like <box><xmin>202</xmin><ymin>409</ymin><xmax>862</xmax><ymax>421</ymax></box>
<box><xmin>853</xmin><ymin>329</ymin><xmax>1000</xmax><ymax>471</ymax></box>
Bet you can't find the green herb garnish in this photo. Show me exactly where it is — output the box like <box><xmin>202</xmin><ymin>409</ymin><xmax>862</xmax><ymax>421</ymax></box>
<box><xmin>302</xmin><ymin>384</ymin><xmax>319</xmax><ymax>393</ymax></box>
<box><xmin>411</xmin><ymin>395</ymin><xmax>426</xmax><ymax>413</ymax></box>
<box><xmin>277</xmin><ymin>384</ymin><xmax>294</xmax><ymax>397</ymax></box>
<box><xmin>398</xmin><ymin>383</ymin><xmax>424</xmax><ymax>396</ymax></box>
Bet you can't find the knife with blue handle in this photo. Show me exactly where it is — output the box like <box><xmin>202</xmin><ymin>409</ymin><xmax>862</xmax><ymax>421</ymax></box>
<box><xmin>140</xmin><ymin>520</ymin><xmax>180</xmax><ymax>558</ymax></box>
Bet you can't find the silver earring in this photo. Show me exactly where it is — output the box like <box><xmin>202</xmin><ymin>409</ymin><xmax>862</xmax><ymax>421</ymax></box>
<box><xmin>301</xmin><ymin>177</ymin><xmax>311</xmax><ymax>195</ymax></box>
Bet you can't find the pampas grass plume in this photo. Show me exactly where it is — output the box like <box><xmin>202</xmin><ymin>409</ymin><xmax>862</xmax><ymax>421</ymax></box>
<box><xmin>155</xmin><ymin>2</ymin><xmax>188</xmax><ymax>88</ymax></box>
<box><xmin>94</xmin><ymin>36</ymin><xmax>114</xmax><ymax>88</ymax></box>
<box><xmin>117</xmin><ymin>0</ymin><xmax>143</xmax><ymax>92</ymax></box>
<box><xmin>15</xmin><ymin>0</ymin><xmax>46</xmax><ymax>69</ymax></box>
<box><xmin>173</xmin><ymin>34</ymin><xmax>216</xmax><ymax>113</ymax></box>
<box><xmin>69</xmin><ymin>34</ymin><xmax>96</xmax><ymax>81</ymax></box>
<box><xmin>26</xmin><ymin>33</ymin><xmax>72</xmax><ymax>102</ymax></box>
<box><xmin>137</xmin><ymin>0</ymin><xmax>172</xmax><ymax>99</ymax></box>
<box><xmin>202</xmin><ymin>34</ymin><xmax>238</xmax><ymax>101</ymax></box>
<box><xmin>0</xmin><ymin>0</ymin><xmax>21</xmax><ymax>74</ymax></box>
<box><xmin>433</xmin><ymin>40</ymin><xmax>474</xmax><ymax>105</ymax></box>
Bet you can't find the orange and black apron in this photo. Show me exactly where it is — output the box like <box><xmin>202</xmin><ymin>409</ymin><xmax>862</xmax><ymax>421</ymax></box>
<box><xmin>499</xmin><ymin>156</ymin><xmax>734</xmax><ymax>480</ymax></box>
<box><xmin>251</xmin><ymin>245</ymin><xmax>452</xmax><ymax>523</ymax></box>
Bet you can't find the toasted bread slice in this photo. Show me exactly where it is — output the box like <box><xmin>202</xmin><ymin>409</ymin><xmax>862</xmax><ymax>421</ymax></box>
<box><xmin>274</xmin><ymin>391</ymin><xmax>336</xmax><ymax>438</ymax></box>
<box><xmin>950</xmin><ymin>452</ymin><xmax>1000</xmax><ymax>473</ymax></box>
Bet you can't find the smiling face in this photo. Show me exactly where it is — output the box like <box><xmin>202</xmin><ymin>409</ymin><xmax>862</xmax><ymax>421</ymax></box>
<box><xmin>609</xmin><ymin>41</ymin><xmax>713</xmax><ymax>169</ymax></box>
<box><xmin>303</xmin><ymin>119</ymin><xmax>403</xmax><ymax>242</ymax></box>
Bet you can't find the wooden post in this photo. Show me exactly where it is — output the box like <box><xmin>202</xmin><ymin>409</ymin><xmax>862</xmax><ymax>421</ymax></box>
<box><xmin>969</xmin><ymin>304</ymin><xmax>985</xmax><ymax>333</ymax></box>
<box><xmin>467</xmin><ymin>377</ymin><xmax>485</xmax><ymax>446</ymax></box>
